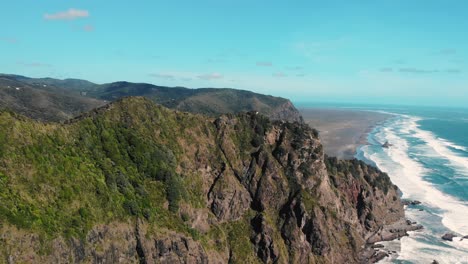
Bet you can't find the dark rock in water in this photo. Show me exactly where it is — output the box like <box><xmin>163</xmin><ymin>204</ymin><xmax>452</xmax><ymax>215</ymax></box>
<box><xmin>441</xmin><ymin>233</ymin><xmax>456</xmax><ymax>241</ymax></box>
<box><xmin>419</xmin><ymin>208</ymin><xmax>424</xmax><ymax>211</ymax></box>
<box><xmin>402</xmin><ymin>200</ymin><xmax>421</xmax><ymax>206</ymax></box>
<box><xmin>370</xmin><ymin>251</ymin><xmax>389</xmax><ymax>263</ymax></box>
<box><xmin>371</xmin><ymin>244</ymin><xmax>385</xmax><ymax>249</ymax></box>
<box><xmin>406</xmin><ymin>219</ymin><xmax>412</xmax><ymax>225</ymax></box>
<box><xmin>382</xmin><ymin>141</ymin><xmax>393</xmax><ymax>148</ymax></box>
<box><xmin>432</xmin><ymin>260</ymin><xmax>440</xmax><ymax>264</ymax></box>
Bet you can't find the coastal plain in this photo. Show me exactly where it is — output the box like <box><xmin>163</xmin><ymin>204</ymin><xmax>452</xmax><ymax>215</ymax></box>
<box><xmin>300</xmin><ymin>108</ymin><xmax>391</xmax><ymax>159</ymax></box>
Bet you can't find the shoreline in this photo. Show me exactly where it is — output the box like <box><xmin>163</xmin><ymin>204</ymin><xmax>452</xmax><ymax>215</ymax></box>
<box><xmin>299</xmin><ymin>107</ymin><xmax>427</xmax><ymax>263</ymax></box>
<box><xmin>360</xmin><ymin>216</ymin><xmax>424</xmax><ymax>263</ymax></box>
<box><xmin>300</xmin><ymin>108</ymin><xmax>392</xmax><ymax>159</ymax></box>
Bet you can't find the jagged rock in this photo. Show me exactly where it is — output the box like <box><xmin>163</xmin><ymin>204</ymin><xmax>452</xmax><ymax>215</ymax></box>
<box><xmin>250</xmin><ymin>214</ymin><xmax>280</xmax><ymax>263</ymax></box>
<box><xmin>382</xmin><ymin>141</ymin><xmax>392</xmax><ymax>148</ymax></box>
<box><xmin>402</xmin><ymin>200</ymin><xmax>421</xmax><ymax>206</ymax></box>
<box><xmin>369</xmin><ymin>251</ymin><xmax>389</xmax><ymax>263</ymax></box>
<box><xmin>0</xmin><ymin>97</ymin><xmax>408</xmax><ymax>264</ymax></box>
<box><xmin>442</xmin><ymin>233</ymin><xmax>456</xmax><ymax>241</ymax></box>
<box><xmin>153</xmin><ymin>233</ymin><xmax>208</xmax><ymax>264</ymax></box>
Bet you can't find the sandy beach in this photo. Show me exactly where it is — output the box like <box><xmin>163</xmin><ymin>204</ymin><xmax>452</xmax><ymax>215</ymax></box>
<box><xmin>300</xmin><ymin>108</ymin><xmax>391</xmax><ymax>159</ymax></box>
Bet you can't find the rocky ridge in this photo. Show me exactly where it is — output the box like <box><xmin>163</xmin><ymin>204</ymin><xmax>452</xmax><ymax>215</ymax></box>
<box><xmin>0</xmin><ymin>97</ymin><xmax>411</xmax><ymax>263</ymax></box>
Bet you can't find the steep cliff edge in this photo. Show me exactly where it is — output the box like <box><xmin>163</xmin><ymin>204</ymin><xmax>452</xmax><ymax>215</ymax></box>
<box><xmin>0</xmin><ymin>97</ymin><xmax>404</xmax><ymax>263</ymax></box>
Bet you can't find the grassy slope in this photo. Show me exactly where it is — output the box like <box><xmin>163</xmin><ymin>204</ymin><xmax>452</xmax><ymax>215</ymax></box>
<box><xmin>0</xmin><ymin>97</ymin><xmax>263</xmax><ymax>261</ymax></box>
<box><xmin>0</xmin><ymin>76</ymin><xmax>105</xmax><ymax>122</ymax></box>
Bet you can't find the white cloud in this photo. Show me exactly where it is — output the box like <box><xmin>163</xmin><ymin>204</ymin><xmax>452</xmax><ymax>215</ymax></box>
<box><xmin>197</xmin><ymin>73</ymin><xmax>223</xmax><ymax>80</ymax></box>
<box><xmin>44</xmin><ymin>9</ymin><xmax>89</xmax><ymax>20</ymax></box>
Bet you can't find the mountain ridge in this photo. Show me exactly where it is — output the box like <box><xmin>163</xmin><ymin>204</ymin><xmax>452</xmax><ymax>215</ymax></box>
<box><xmin>0</xmin><ymin>97</ymin><xmax>410</xmax><ymax>263</ymax></box>
<box><xmin>0</xmin><ymin>74</ymin><xmax>303</xmax><ymax>123</ymax></box>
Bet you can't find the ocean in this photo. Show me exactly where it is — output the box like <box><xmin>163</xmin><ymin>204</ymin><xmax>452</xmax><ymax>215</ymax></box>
<box><xmin>354</xmin><ymin>106</ymin><xmax>468</xmax><ymax>263</ymax></box>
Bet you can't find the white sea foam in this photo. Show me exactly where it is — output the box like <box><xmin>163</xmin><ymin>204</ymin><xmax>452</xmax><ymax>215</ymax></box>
<box><xmin>439</xmin><ymin>137</ymin><xmax>468</xmax><ymax>152</ymax></box>
<box><xmin>398</xmin><ymin>233</ymin><xmax>468</xmax><ymax>264</ymax></box>
<box><xmin>410</xmin><ymin>127</ymin><xmax>468</xmax><ymax>174</ymax></box>
<box><xmin>362</xmin><ymin>114</ymin><xmax>468</xmax><ymax>263</ymax></box>
<box><xmin>370</xmin><ymin>116</ymin><xmax>468</xmax><ymax>235</ymax></box>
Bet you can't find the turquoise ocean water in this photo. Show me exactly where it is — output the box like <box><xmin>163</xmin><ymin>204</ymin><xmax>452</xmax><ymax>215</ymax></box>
<box><xmin>298</xmin><ymin>103</ymin><xmax>468</xmax><ymax>263</ymax></box>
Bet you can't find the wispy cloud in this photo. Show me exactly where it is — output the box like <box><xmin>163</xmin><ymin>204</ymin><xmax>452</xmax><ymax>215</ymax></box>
<box><xmin>206</xmin><ymin>58</ymin><xmax>226</xmax><ymax>64</ymax></box>
<box><xmin>286</xmin><ymin>66</ymin><xmax>303</xmax><ymax>70</ymax></box>
<box><xmin>399</xmin><ymin>68</ymin><xmax>438</xmax><ymax>74</ymax></box>
<box><xmin>197</xmin><ymin>73</ymin><xmax>223</xmax><ymax>80</ymax></box>
<box><xmin>272</xmin><ymin>72</ymin><xmax>287</xmax><ymax>78</ymax></box>
<box><xmin>380</xmin><ymin>67</ymin><xmax>393</xmax><ymax>72</ymax></box>
<box><xmin>445</xmin><ymin>69</ymin><xmax>462</xmax><ymax>74</ymax></box>
<box><xmin>434</xmin><ymin>48</ymin><xmax>457</xmax><ymax>56</ymax></box>
<box><xmin>393</xmin><ymin>59</ymin><xmax>406</xmax><ymax>65</ymax></box>
<box><xmin>0</xmin><ymin>37</ymin><xmax>18</xmax><ymax>44</ymax></box>
<box><xmin>83</xmin><ymin>24</ymin><xmax>95</xmax><ymax>32</ymax></box>
<box><xmin>296</xmin><ymin>73</ymin><xmax>306</xmax><ymax>77</ymax></box>
<box><xmin>44</xmin><ymin>8</ymin><xmax>89</xmax><ymax>20</ymax></box>
<box><xmin>395</xmin><ymin>67</ymin><xmax>462</xmax><ymax>74</ymax></box>
<box><xmin>256</xmin><ymin>61</ymin><xmax>273</xmax><ymax>67</ymax></box>
<box><xmin>148</xmin><ymin>73</ymin><xmax>175</xmax><ymax>80</ymax></box>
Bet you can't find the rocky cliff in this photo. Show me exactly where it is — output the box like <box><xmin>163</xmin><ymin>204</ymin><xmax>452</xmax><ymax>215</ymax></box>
<box><xmin>0</xmin><ymin>97</ymin><xmax>404</xmax><ymax>263</ymax></box>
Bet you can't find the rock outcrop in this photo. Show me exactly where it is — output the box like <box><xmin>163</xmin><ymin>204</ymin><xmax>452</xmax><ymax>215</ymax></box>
<box><xmin>0</xmin><ymin>97</ymin><xmax>406</xmax><ymax>263</ymax></box>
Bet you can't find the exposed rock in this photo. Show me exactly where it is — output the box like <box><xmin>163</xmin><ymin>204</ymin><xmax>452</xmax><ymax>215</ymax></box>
<box><xmin>369</xmin><ymin>251</ymin><xmax>389</xmax><ymax>263</ymax></box>
<box><xmin>442</xmin><ymin>233</ymin><xmax>456</xmax><ymax>241</ymax></box>
<box><xmin>0</xmin><ymin>97</ymin><xmax>409</xmax><ymax>263</ymax></box>
<box><xmin>402</xmin><ymin>200</ymin><xmax>421</xmax><ymax>206</ymax></box>
<box><xmin>371</xmin><ymin>244</ymin><xmax>384</xmax><ymax>249</ymax></box>
<box><xmin>382</xmin><ymin>141</ymin><xmax>393</xmax><ymax>148</ymax></box>
<box><xmin>250</xmin><ymin>214</ymin><xmax>280</xmax><ymax>263</ymax></box>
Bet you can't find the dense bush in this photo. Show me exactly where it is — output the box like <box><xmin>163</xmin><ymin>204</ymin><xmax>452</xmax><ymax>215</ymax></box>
<box><xmin>0</xmin><ymin>101</ymin><xmax>193</xmax><ymax>239</ymax></box>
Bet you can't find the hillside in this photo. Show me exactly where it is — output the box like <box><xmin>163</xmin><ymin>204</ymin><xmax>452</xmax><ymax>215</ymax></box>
<box><xmin>0</xmin><ymin>97</ymin><xmax>407</xmax><ymax>263</ymax></box>
<box><xmin>91</xmin><ymin>82</ymin><xmax>303</xmax><ymax>122</ymax></box>
<box><xmin>0</xmin><ymin>75</ymin><xmax>105</xmax><ymax>122</ymax></box>
<box><xmin>0</xmin><ymin>74</ymin><xmax>303</xmax><ymax>123</ymax></box>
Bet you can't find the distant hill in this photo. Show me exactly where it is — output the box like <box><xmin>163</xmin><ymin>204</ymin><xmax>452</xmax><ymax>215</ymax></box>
<box><xmin>0</xmin><ymin>74</ymin><xmax>303</xmax><ymax>123</ymax></box>
<box><xmin>0</xmin><ymin>75</ymin><xmax>105</xmax><ymax>122</ymax></box>
<box><xmin>91</xmin><ymin>82</ymin><xmax>303</xmax><ymax>122</ymax></box>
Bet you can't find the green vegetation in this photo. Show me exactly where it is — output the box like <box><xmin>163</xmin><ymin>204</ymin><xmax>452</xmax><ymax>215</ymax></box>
<box><xmin>222</xmin><ymin>210</ymin><xmax>261</xmax><ymax>264</ymax></box>
<box><xmin>0</xmin><ymin>98</ymin><xmax>208</xmax><ymax>240</ymax></box>
<box><xmin>1</xmin><ymin>74</ymin><xmax>302</xmax><ymax>123</ymax></box>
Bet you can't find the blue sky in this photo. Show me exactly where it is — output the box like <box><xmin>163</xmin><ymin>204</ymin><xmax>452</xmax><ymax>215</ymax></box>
<box><xmin>1</xmin><ymin>1</ymin><xmax>467</xmax><ymax>107</ymax></box>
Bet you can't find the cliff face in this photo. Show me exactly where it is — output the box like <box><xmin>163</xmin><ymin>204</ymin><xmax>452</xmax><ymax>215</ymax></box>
<box><xmin>0</xmin><ymin>97</ymin><xmax>402</xmax><ymax>263</ymax></box>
